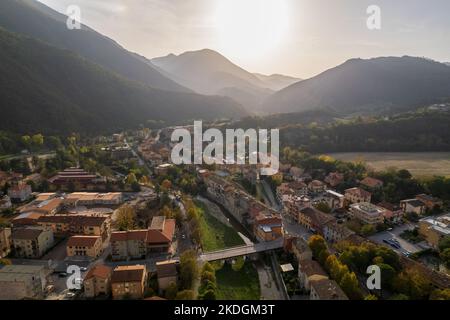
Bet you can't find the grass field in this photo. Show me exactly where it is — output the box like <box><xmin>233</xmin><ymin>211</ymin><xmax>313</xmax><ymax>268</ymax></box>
<box><xmin>215</xmin><ymin>262</ymin><xmax>260</xmax><ymax>300</ymax></box>
<box><xmin>328</xmin><ymin>152</ymin><xmax>450</xmax><ymax>177</ymax></box>
<box><xmin>194</xmin><ymin>200</ymin><xmax>244</xmax><ymax>252</ymax></box>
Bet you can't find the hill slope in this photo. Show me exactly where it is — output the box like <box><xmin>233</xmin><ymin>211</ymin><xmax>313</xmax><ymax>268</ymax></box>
<box><xmin>0</xmin><ymin>27</ymin><xmax>246</xmax><ymax>134</ymax></box>
<box><xmin>0</xmin><ymin>0</ymin><xmax>189</xmax><ymax>92</ymax></box>
<box><xmin>263</xmin><ymin>56</ymin><xmax>450</xmax><ymax>115</ymax></box>
<box><xmin>151</xmin><ymin>49</ymin><xmax>299</xmax><ymax>111</ymax></box>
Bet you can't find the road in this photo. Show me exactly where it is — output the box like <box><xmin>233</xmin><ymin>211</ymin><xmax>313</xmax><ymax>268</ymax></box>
<box><xmin>369</xmin><ymin>223</ymin><xmax>422</xmax><ymax>255</ymax></box>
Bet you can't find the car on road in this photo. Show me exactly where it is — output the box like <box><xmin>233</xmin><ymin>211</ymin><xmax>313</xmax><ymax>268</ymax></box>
<box><xmin>80</xmin><ymin>267</ymin><xmax>88</xmax><ymax>272</ymax></box>
<box><xmin>58</xmin><ymin>272</ymin><xmax>68</xmax><ymax>278</ymax></box>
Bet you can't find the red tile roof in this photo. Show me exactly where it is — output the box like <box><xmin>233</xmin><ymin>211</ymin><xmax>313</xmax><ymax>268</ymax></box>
<box><xmin>67</xmin><ymin>235</ymin><xmax>101</xmax><ymax>247</ymax></box>
<box><xmin>85</xmin><ymin>264</ymin><xmax>112</xmax><ymax>280</ymax></box>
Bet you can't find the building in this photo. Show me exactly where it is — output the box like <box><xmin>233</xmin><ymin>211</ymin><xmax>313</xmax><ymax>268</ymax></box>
<box><xmin>0</xmin><ymin>195</ymin><xmax>12</xmax><ymax>210</ymax></box>
<box><xmin>415</xmin><ymin>194</ymin><xmax>443</xmax><ymax>211</ymax></box>
<box><xmin>276</xmin><ymin>182</ymin><xmax>308</xmax><ymax>202</ymax></box>
<box><xmin>418</xmin><ymin>214</ymin><xmax>450</xmax><ymax>248</ymax></box>
<box><xmin>349</xmin><ymin>202</ymin><xmax>385</xmax><ymax>225</ymax></box>
<box><xmin>308</xmin><ymin>180</ymin><xmax>326</xmax><ymax>193</ymax></box>
<box><xmin>297</xmin><ymin>207</ymin><xmax>335</xmax><ymax>234</ymax></box>
<box><xmin>18</xmin><ymin>197</ymin><xmax>64</xmax><ymax>216</ymax></box>
<box><xmin>84</xmin><ymin>264</ymin><xmax>112</xmax><ymax>298</ymax></box>
<box><xmin>377</xmin><ymin>202</ymin><xmax>403</xmax><ymax>224</ymax></box>
<box><xmin>310</xmin><ymin>279</ymin><xmax>348</xmax><ymax>300</ymax></box>
<box><xmin>344</xmin><ymin>187</ymin><xmax>372</xmax><ymax>204</ymax></box>
<box><xmin>66</xmin><ymin>235</ymin><xmax>103</xmax><ymax>258</ymax></box>
<box><xmin>37</xmin><ymin>215</ymin><xmax>110</xmax><ymax>240</ymax></box>
<box><xmin>111</xmin><ymin>265</ymin><xmax>147</xmax><ymax>300</ymax></box>
<box><xmin>156</xmin><ymin>260</ymin><xmax>178</xmax><ymax>294</ymax></box>
<box><xmin>324</xmin><ymin>172</ymin><xmax>344</xmax><ymax>187</ymax></box>
<box><xmin>324</xmin><ymin>190</ymin><xmax>345</xmax><ymax>209</ymax></box>
<box><xmin>298</xmin><ymin>259</ymin><xmax>328</xmax><ymax>291</ymax></box>
<box><xmin>48</xmin><ymin>168</ymin><xmax>106</xmax><ymax>190</ymax></box>
<box><xmin>360</xmin><ymin>177</ymin><xmax>384</xmax><ymax>190</ymax></box>
<box><xmin>12</xmin><ymin>228</ymin><xmax>54</xmax><ymax>258</ymax></box>
<box><xmin>254</xmin><ymin>215</ymin><xmax>284</xmax><ymax>241</ymax></box>
<box><xmin>0</xmin><ymin>227</ymin><xmax>12</xmax><ymax>258</ymax></box>
<box><xmin>8</xmin><ymin>183</ymin><xmax>32</xmax><ymax>202</ymax></box>
<box><xmin>0</xmin><ymin>265</ymin><xmax>48</xmax><ymax>300</ymax></box>
<box><xmin>154</xmin><ymin>164</ymin><xmax>173</xmax><ymax>176</ymax></box>
<box><xmin>110</xmin><ymin>217</ymin><xmax>175</xmax><ymax>261</ymax></box>
<box><xmin>323</xmin><ymin>221</ymin><xmax>354</xmax><ymax>243</ymax></box>
<box><xmin>65</xmin><ymin>192</ymin><xmax>123</xmax><ymax>206</ymax></box>
<box><xmin>400</xmin><ymin>199</ymin><xmax>426</xmax><ymax>215</ymax></box>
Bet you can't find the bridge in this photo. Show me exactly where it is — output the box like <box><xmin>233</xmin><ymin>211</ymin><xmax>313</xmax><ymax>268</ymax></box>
<box><xmin>199</xmin><ymin>239</ymin><xmax>284</xmax><ymax>262</ymax></box>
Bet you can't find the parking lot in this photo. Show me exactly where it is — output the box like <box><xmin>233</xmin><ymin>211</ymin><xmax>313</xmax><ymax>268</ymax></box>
<box><xmin>369</xmin><ymin>223</ymin><xmax>423</xmax><ymax>256</ymax></box>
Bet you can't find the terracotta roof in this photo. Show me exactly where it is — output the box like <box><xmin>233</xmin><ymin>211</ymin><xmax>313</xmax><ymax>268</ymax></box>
<box><xmin>299</xmin><ymin>259</ymin><xmax>328</xmax><ymax>278</ymax></box>
<box><xmin>85</xmin><ymin>265</ymin><xmax>112</xmax><ymax>280</ymax></box>
<box><xmin>299</xmin><ymin>207</ymin><xmax>335</xmax><ymax>227</ymax></box>
<box><xmin>111</xmin><ymin>230</ymin><xmax>147</xmax><ymax>242</ymax></box>
<box><xmin>161</xmin><ymin>219</ymin><xmax>175</xmax><ymax>241</ymax></box>
<box><xmin>156</xmin><ymin>260</ymin><xmax>178</xmax><ymax>278</ymax></box>
<box><xmin>12</xmin><ymin>228</ymin><xmax>43</xmax><ymax>240</ymax></box>
<box><xmin>345</xmin><ymin>187</ymin><xmax>371</xmax><ymax>198</ymax></box>
<box><xmin>310</xmin><ymin>279</ymin><xmax>348</xmax><ymax>300</ymax></box>
<box><xmin>111</xmin><ymin>265</ymin><xmax>145</xmax><ymax>283</ymax></box>
<box><xmin>67</xmin><ymin>235</ymin><xmax>101</xmax><ymax>247</ymax></box>
<box><xmin>37</xmin><ymin>215</ymin><xmax>107</xmax><ymax>227</ymax></box>
<box><xmin>360</xmin><ymin>177</ymin><xmax>383</xmax><ymax>188</ymax></box>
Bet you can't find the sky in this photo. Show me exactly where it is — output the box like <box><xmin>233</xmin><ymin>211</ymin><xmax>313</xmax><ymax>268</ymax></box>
<box><xmin>37</xmin><ymin>0</ymin><xmax>450</xmax><ymax>79</ymax></box>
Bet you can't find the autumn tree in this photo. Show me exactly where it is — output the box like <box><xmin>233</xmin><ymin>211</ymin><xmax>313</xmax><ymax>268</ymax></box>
<box><xmin>175</xmin><ymin>290</ymin><xmax>195</xmax><ymax>300</ymax></box>
<box><xmin>339</xmin><ymin>271</ymin><xmax>362</xmax><ymax>300</ymax></box>
<box><xmin>179</xmin><ymin>250</ymin><xmax>199</xmax><ymax>290</ymax></box>
<box><xmin>115</xmin><ymin>205</ymin><xmax>136</xmax><ymax>231</ymax></box>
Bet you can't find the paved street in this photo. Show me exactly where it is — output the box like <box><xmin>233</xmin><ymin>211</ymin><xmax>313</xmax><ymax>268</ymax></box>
<box><xmin>369</xmin><ymin>222</ymin><xmax>422</xmax><ymax>255</ymax></box>
<box><xmin>255</xmin><ymin>260</ymin><xmax>283</xmax><ymax>300</ymax></box>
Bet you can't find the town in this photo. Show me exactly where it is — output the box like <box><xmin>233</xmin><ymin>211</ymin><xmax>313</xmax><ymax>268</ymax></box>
<box><xmin>0</xmin><ymin>127</ymin><xmax>449</xmax><ymax>301</ymax></box>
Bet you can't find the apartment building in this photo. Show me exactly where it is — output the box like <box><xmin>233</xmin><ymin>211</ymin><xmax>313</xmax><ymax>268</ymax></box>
<box><xmin>418</xmin><ymin>214</ymin><xmax>450</xmax><ymax>248</ymax></box>
<box><xmin>84</xmin><ymin>264</ymin><xmax>112</xmax><ymax>298</ymax></box>
<box><xmin>12</xmin><ymin>228</ymin><xmax>54</xmax><ymax>258</ymax></box>
<box><xmin>345</xmin><ymin>187</ymin><xmax>372</xmax><ymax>204</ymax></box>
<box><xmin>37</xmin><ymin>215</ymin><xmax>110</xmax><ymax>240</ymax></box>
<box><xmin>111</xmin><ymin>265</ymin><xmax>147</xmax><ymax>300</ymax></box>
<box><xmin>349</xmin><ymin>202</ymin><xmax>385</xmax><ymax>225</ymax></box>
<box><xmin>66</xmin><ymin>235</ymin><xmax>103</xmax><ymax>258</ymax></box>
<box><xmin>0</xmin><ymin>227</ymin><xmax>12</xmax><ymax>258</ymax></box>
<box><xmin>0</xmin><ymin>265</ymin><xmax>47</xmax><ymax>300</ymax></box>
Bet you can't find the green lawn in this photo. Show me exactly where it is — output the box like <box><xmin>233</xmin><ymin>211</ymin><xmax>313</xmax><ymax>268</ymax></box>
<box><xmin>215</xmin><ymin>262</ymin><xmax>260</xmax><ymax>300</ymax></box>
<box><xmin>194</xmin><ymin>200</ymin><xmax>244</xmax><ymax>252</ymax></box>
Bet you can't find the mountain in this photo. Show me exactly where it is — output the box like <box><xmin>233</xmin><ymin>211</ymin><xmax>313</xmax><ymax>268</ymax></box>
<box><xmin>262</xmin><ymin>56</ymin><xmax>450</xmax><ymax>115</ymax></box>
<box><xmin>0</xmin><ymin>27</ymin><xmax>246</xmax><ymax>134</ymax></box>
<box><xmin>253</xmin><ymin>73</ymin><xmax>301</xmax><ymax>91</ymax></box>
<box><xmin>151</xmin><ymin>49</ymin><xmax>299</xmax><ymax>111</ymax></box>
<box><xmin>0</xmin><ymin>0</ymin><xmax>189</xmax><ymax>92</ymax></box>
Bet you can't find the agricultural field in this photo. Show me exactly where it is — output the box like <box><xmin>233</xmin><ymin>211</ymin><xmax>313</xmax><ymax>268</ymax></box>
<box><xmin>328</xmin><ymin>152</ymin><xmax>450</xmax><ymax>177</ymax></box>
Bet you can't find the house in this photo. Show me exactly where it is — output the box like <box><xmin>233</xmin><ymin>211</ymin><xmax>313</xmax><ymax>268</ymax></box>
<box><xmin>415</xmin><ymin>194</ymin><xmax>443</xmax><ymax>210</ymax></box>
<box><xmin>289</xmin><ymin>166</ymin><xmax>303</xmax><ymax>181</ymax></box>
<box><xmin>110</xmin><ymin>217</ymin><xmax>175</xmax><ymax>261</ymax></box>
<box><xmin>12</xmin><ymin>228</ymin><xmax>54</xmax><ymax>258</ymax></box>
<box><xmin>323</xmin><ymin>221</ymin><xmax>354</xmax><ymax>243</ymax></box>
<box><xmin>37</xmin><ymin>215</ymin><xmax>110</xmax><ymax>240</ymax></box>
<box><xmin>276</xmin><ymin>182</ymin><xmax>308</xmax><ymax>203</ymax></box>
<box><xmin>288</xmin><ymin>237</ymin><xmax>312</xmax><ymax>261</ymax></box>
<box><xmin>8</xmin><ymin>183</ymin><xmax>32</xmax><ymax>202</ymax></box>
<box><xmin>154</xmin><ymin>164</ymin><xmax>173</xmax><ymax>176</ymax></box>
<box><xmin>310</xmin><ymin>279</ymin><xmax>348</xmax><ymax>300</ymax></box>
<box><xmin>0</xmin><ymin>227</ymin><xmax>12</xmax><ymax>258</ymax></box>
<box><xmin>360</xmin><ymin>177</ymin><xmax>383</xmax><ymax>190</ymax></box>
<box><xmin>84</xmin><ymin>264</ymin><xmax>112</xmax><ymax>298</ymax></box>
<box><xmin>324</xmin><ymin>172</ymin><xmax>344</xmax><ymax>187</ymax></box>
<box><xmin>156</xmin><ymin>260</ymin><xmax>178</xmax><ymax>294</ymax></box>
<box><xmin>308</xmin><ymin>180</ymin><xmax>326</xmax><ymax>193</ymax></box>
<box><xmin>298</xmin><ymin>259</ymin><xmax>328</xmax><ymax>291</ymax></box>
<box><xmin>377</xmin><ymin>202</ymin><xmax>403</xmax><ymax>224</ymax></box>
<box><xmin>111</xmin><ymin>265</ymin><xmax>147</xmax><ymax>300</ymax></box>
<box><xmin>66</xmin><ymin>235</ymin><xmax>103</xmax><ymax>258</ymax></box>
<box><xmin>254</xmin><ymin>215</ymin><xmax>284</xmax><ymax>241</ymax></box>
<box><xmin>0</xmin><ymin>195</ymin><xmax>12</xmax><ymax>210</ymax></box>
<box><xmin>349</xmin><ymin>203</ymin><xmax>385</xmax><ymax>225</ymax></box>
<box><xmin>0</xmin><ymin>265</ymin><xmax>48</xmax><ymax>300</ymax></box>
<box><xmin>324</xmin><ymin>190</ymin><xmax>345</xmax><ymax>209</ymax></box>
<box><xmin>297</xmin><ymin>207</ymin><xmax>335</xmax><ymax>234</ymax></box>
<box><xmin>418</xmin><ymin>214</ymin><xmax>450</xmax><ymax>248</ymax></box>
<box><xmin>400</xmin><ymin>199</ymin><xmax>426</xmax><ymax>215</ymax></box>
<box><xmin>344</xmin><ymin>187</ymin><xmax>372</xmax><ymax>204</ymax></box>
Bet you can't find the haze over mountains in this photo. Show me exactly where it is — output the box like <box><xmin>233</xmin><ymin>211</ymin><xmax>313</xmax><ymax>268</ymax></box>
<box><xmin>262</xmin><ymin>56</ymin><xmax>450</xmax><ymax>115</ymax></box>
<box><xmin>151</xmin><ymin>49</ymin><xmax>300</xmax><ymax>111</ymax></box>
<box><xmin>0</xmin><ymin>0</ymin><xmax>246</xmax><ymax>134</ymax></box>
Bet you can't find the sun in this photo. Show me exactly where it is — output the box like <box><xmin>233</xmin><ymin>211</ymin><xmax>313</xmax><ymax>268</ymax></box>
<box><xmin>214</xmin><ymin>0</ymin><xmax>290</xmax><ymax>58</ymax></box>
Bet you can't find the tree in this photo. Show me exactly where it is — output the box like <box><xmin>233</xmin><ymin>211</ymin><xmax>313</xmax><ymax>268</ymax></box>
<box><xmin>429</xmin><ymin>289</ymin><xmax>450</xmax><ymax>300</ymax></box>
<box><xmin>31</xmin><ymin>134</ymin><xmax>44</xmax><ymax>150</ymax></box>
<box><xmin>126</xmin><ymin>172</ymin><xmax>137</xmax><ymax>185</ymax></box>
<box><xmin>115</xmin><ymin>205</ymin><xmax>136</xmax><ymax>231</ymax></box>
<box><xmin>377</xmin><ymin>263</ymin><xmax>396</xmax><ymax>291</ymax></box>
<box><xmin>161</xmin><ymin>179</ymin><xmax>172</xmax><ymax>191</ymax></box>
<box><xmin>314</xmin><ymin>202</ymin><xmax>332</xmax><ymax>214</ymax></box>
<box><xmin>179</xmin><ymin>250</ymin><xmax>199</xmax><ymax>290</ymax></box>
<box><xmin>361</xmin><ymin>224</ymin><xmax>376</xmax><ymax>236</ymax></box>
<box><xmin>308</xmin><ymin>235</ymin><xmax>328</xmax><ymax>261</ymax></box>
<box><xmin>175</xmin><ymin>290</ymin><xmax>195</xmax><ymax>300</ymax></box>
<box><xmin>0</xmin><ymin>259</ymin><xmax>12</xmax><ymax>266</ymax></box>
<box><xmin>165</xmin><ymin>282</ymin><xmax>178</xmax><ymax>300</ymax></box>
<box><xmin>339</xmin><ymin>272</ymin><xmax>362</xmax><ymax>300</ymax></box>
<box><xmin>440</xmin><ymin>248</ymin><xmax>450</xmax><ymax>268</ymax></box>
<box><xmin>21</xmin><ymin>135</ymin><xmax>31</xmax><ymax>150</ymax></box>
<box><xmin>438</xmin><ymin>236</ymin><xmax>450</xmax><ymax>252</ymax></box>
<box><xmin>364</xmin><ymin>294</ymin><xmax>378</xmax><ymax>300</ymax></box>
<box><xmin>392</xmin><ymin>267</ymin><xmax>432</xmax><ymax>300</ymax></box>
<box><xmin>200</xmin><ymin>289</ymin><xmax>216</xmax><ymax>300</ymax></box>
